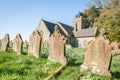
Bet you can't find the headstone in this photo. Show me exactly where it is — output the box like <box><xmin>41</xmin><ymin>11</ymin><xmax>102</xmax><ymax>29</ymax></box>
<box><xmin>1</xmin><ymin>34</ymin><xmax>9</xmax><ymax>51</ymax></box>
<box><xmin>110</xmin><ymin>42</ymin><xmax>119</xmax><ymax>55</ymax></box>
<box><xmin>48</xmin><ymin>25</ymin><xmax>67</xmax><ymax>64</ymax></box>
<box><xmin>13</xmin><ymin>34</ymin><xmax>23</xmax><ymax>55</ymax></box>
<box><xmin>9</xmin><ymin>40</ymin><xmax>13</xmax><ymax>48</ymax></box>
<box><xmin>28</xmin><ymin>30</ymin><xmax>42</xmax><ymax>58</ymax></box>
<box><xmin>81</xmin><ymin>40</ymin><xmax>95</xmax><ymax>70</ymax></box>
<box><xmin>80</xmin><ymin>35</ymin><xmax>113</xmax><ymax>76</ymax></box>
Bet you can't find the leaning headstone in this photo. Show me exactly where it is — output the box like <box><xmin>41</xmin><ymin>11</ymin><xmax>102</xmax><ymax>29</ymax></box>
<box><xmin>13</xmin><ymin>34</ymin><xmax>23</xmax><ymax>55</ymax></box>
<box><xmin>48</xmin><ymin>25</ymin><xmax>67</xmax><ymax>64</ymax></box>
<box><xmin>9</xmin><ymin>40</ymin><xmax>13</xmax><ymax>48</ymax></box>
<box><xmin>1</xmin><ymin>34</ymin><xmax>9</xmax><ymax>51</ymax></box>
<box><xmin>28</xmin><ymin>30</ymin><xmax>42</xmax><ymax>58</ymax></box>
<box><xmin>80</xmin><ymin>34</ymin><xmax>113</xmax><ymax>76</ymax></box>
<box><xmin>110</xmin><ymin>42</ymin><xmax>119</xmax><ymax>55</ymax></box>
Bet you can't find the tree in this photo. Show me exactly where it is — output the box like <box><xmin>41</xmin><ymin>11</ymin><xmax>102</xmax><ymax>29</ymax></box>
<box><xmin>75</xmin><ymin>0</ymin><xmax>120</xmax><ymax>46</ymax></box>
<box><xmin>84</xmin><ymin>6</ymin><xmax>100</xmax><ymax>27</ymax></box>
<box><xmin>93</xmin><ymin>0</ymin><xmax>120</xmax><ymax>46</ymax></box>
<box><xmin>88</xmin><ymin>0</ymin><xmax>111</xmax><ymax>8</ymax></box>
<box><xmin>76</xmin><ymin>6</ymin><xmax>100</xmax><ymax>28</ymax></box>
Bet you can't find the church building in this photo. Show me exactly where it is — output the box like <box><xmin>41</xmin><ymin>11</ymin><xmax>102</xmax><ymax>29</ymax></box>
<box><xmin>37</xmin><ymin>16</ymin><xmax>97</xmax><ymax>48</ymax></box>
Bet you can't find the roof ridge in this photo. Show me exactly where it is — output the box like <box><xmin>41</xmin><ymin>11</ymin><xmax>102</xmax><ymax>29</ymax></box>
<box><xmin>57</xmin><ymin>22</ymin><xmax>72</xmax><ymax>27</ymax></box>
<box><xmin>43</xmin><ymin>19</ymin><xmax>55</xmax><ymax>25</ymax></box>
<box><xmin>42</xmin><ymin>19</ymin><xmax>55</xmax><ymax>34</ymax></box>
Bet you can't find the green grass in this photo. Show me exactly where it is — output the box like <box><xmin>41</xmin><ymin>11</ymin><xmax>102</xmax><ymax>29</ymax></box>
<box><xmin>0</xmin><ymin>47</ymin><xmax>60</xmax><ymax>80</ymax></box>
<box><xmin>0</xmin><ymin>47</ymin><xmax>120</xmax><ymax>80</ymax></box>
<box><xmin>51</xmin><ymin>48</ymin><xmax>120</xmax><ymax>80</ymax></box>
<box><xmin>110</xmin><ymin>55</ymin><xmax>120</xmax><ymax>80</ymax></box>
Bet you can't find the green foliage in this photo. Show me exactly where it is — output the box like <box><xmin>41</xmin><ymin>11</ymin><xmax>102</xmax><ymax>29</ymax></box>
<box><xmin>110</xmin><ymin>55</ymin><xmax>120</xmax><ymax>80</ymax></box>
<box><xmin>91</xmin><ymin>0</ymin><xmax>120</xmax><ymax>46</ymax></box>
<box><xmin>76</xmin><ymin>6</ymin><xmax>100</xmax><ymax>28</ymax></box>
<box><xmin>93</xmin><ymin>6</ymin><xmax>120</xmax><ymax>46</ymax></box>
<box><xmin>76</xmin><ymin>0</ymin><xmax>120</xmax><ymax>46</ymax></box>
<box><xmin>40</xmin><ymin>46</ymin><xmax>49</xmax><ymax>58</ymax></box>
<box><xmin>65</xmin><ymin>48</ymin><xmax>84</xmax><ymax>66</ymax></box>
<box><xmin>22</xmin><ymin>47</ymin><xmax>28</xmax><ymax>55</ymax></box>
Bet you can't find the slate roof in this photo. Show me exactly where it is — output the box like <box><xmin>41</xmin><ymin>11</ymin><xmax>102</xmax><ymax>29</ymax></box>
<box><xmin>42</xmin><ymin>20</ymin><xmax>55</xmax><ymax>34</ymax></box>
<box><xmin>57</xmin><ymin>22</ymin><xmax>73</xmax><ymax>36</ymax></box>
<box><xmin>37</xmin><ymin>19</ymin><xmax>74</xmax><ymax>37</ymax></box>
<box><xmin>37</xmin><ymin>19</ymin><xmax>97</xmax><ymax>38</ymax></box>
<box><xmin>73</xmin><ymin>27</ymin><xmax>97</xmax><ymax>37</ymax></box>
<box><xmin>55</xmin><ymin>24</ymin><xmax>67</xmax><ymax>37</ymax></box>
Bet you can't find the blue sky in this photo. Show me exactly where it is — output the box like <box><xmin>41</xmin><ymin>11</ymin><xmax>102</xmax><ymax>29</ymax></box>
<box><xmin>0</xmin><ymin>0</ymin><xmax>89</xmax><ymax>41</ymax></box>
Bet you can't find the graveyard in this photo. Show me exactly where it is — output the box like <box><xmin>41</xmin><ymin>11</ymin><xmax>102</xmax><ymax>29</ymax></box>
<box><xmin>0</xmin><ymin>29</ymin><xmax>120</xmax><ymax>80</ymax></box>
<box><xmin>0</xmin><ymin>45</ymin><xmax>120</xmax><ymax>80</ymax></box>
<box><xmin>0</xmin><ymin>14</ymin><xmax>120</xmax><ymax>80</ymax></box>
<box><xmin>0</xmin><ymin>0</ymin><xmax>120</xmax><ymax>80</ymax></box>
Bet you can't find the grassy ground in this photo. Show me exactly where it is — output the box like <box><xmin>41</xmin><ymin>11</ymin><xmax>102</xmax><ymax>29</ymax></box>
<box><xmin>51</xmin><ymin>48</ymin><xmax>120</xmax><ymax>80</ymax></box>
<box><xmin>0</xmin><ymin>47</ymin><xmax>60</xmax><ymax>80</ymax></box>
<box><xmin>0</xmin><ymin>47</ymin><xmax>120</xmax><ymax>80</ymax></box>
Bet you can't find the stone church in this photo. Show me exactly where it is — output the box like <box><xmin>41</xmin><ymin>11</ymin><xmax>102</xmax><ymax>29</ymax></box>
<box><xmin>37</xmin><ymin>16</ymin><xmax>97</xmax><ymax>48</ymax></box>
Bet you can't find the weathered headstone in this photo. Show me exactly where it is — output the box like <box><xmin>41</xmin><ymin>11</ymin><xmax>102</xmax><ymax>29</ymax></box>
<box><xmin>28</xmin><ymin>30</ymin><xmax>42</xmax><ymax>58</ymax></box>
<box><xmin>1</xmin><ymin>34</ymin><xmax>9</xmax><ymax>51</ymax></box>
<box><xmin>13</xmin><ymin>34</ymin><xmax>23</xmax><ymax>55</ymax></box>
<box><xmin>110</xmin><ymin>42</ymin><xmax>119</xmax><ymax>55</ymax></box>
<box><xmin>48</xmin><ymin>25</ymin><xmax>67</xmax><ymax>64</ymax></box>
<box><xmin>80</xmin><ymin>40</ymin><xmax>95</xmax><ymax>71</ymax></box>
<box><xmin>80</xmin><ymin>35</ymin><xmax>113</xmax><ymax>76</ymax></box>
<box><xmin>9</xmin><ymin>40</ymin><xmax>13</xmax><ymax>48</ymax></box>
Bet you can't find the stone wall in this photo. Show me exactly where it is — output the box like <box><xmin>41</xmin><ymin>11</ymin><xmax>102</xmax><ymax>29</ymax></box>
<box><xmin>71</xmin><ymin>37</ymin><xmax>95</xmax><ymax>48</ymax></box>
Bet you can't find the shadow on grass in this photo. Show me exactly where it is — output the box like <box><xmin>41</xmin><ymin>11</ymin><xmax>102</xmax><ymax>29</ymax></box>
<box><xmin>67</xmin><ymin>58</ymin><xmax>83</xmax><ymax>67</ymax></box>
<box><xmin>112</xmin><ymin>71</ymin><xmax>120</xmax><ymax>79</ymax></box>
<box><xmin>22</xmin><ymin>51</ymin><xmax>28</xmax><ymax>55</ymax></box>
<box><xmin>22</xmin><ymin>47</ymin><xmax>28</xmax><ymax>55</ymax></box>
<box><xmin>7</xmin><ymin>48</ymin><xmax>13</xmax><ymax>52</ymax></box>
